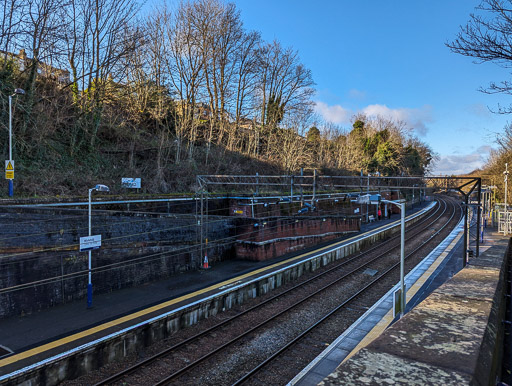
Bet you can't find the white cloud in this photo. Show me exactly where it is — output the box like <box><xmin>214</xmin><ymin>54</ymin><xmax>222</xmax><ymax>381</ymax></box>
<box><xmin>476</xmin><ymin>145</ymin><xmax>493</xmax><ymax>154</ymax></box>
<box><xmin>362</xmin><ymin>104</ymin><xmax>433</xmax><ymax>136</ymax></box>
<box><xmin>314</xmin><ymin>101</ymin><xmax>352</xmax><ymax>124</ymax></box>
<box><xmin>432</xmin><ymin>147</ymin><xmax>492</xmax><ymax>175</ymax></box>
<box><xmin>314</xmin><ymin>101</ymin><xmax>433</xmax><ymax>136</ymax></box>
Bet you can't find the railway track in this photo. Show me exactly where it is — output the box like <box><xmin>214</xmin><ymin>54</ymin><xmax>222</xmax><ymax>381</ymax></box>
<box><xmin>70</xmin><ymin>196</ymin><xmax>461</xmax><ymax>386</ymax></box>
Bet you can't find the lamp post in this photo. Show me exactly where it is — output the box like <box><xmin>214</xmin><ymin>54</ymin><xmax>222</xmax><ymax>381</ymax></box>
<box><xmin>87</xmin><ymin>184</ymin><xmax>109</xmax><ymax>308</ymax></box>
<box><xmin>504</xmin><ymin>164</ymin><xmax>509</xmax><ymax>234</ymax></box>
<box><xmin>382</xmin><ymin>198</ymin><xmax>406</xmax><ymax>317</ymax></box>
<box><xmin>8</xmin><ymin>88</ymin><xmax>25</xmax><ymax>197</ymax></box>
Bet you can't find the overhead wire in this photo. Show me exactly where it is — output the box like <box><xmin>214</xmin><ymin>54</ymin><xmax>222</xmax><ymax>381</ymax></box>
<box><xmin>0</xmin><ymin>191</ymin><xmax>397</xmax><ymax>269</ymax></box>
<box><xmin>0</xmin><ymin>192</ymin><xmax>351</xmax><ymax>261</ymax></box>
<box><xmin>0</xmin><ymin>202</ymin><xmax>445</xmax><ymax>296</ymax></box>
<box><xmin>0</xmin><ymin>189</ymin><xmax>406</xmax><ymax>292</ymax></box>
<box><xmin>0</xmin><ymin>200</ymin><xmax>368</xmax><ymax>293</ymax></box>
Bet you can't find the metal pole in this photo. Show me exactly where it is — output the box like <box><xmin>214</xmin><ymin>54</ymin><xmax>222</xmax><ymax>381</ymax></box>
<box><xmin>463</xmin><ymin>194</ymin><xmax>469</xmax><ymax>267</ymax></box>
<box><xmin>506</xmin><ymin>163</ymin><xmax>509</xmax><ymax>213</ymax></box>
<box><xmin>200</xmin><ymin>190</ymin><xmax>204</xmax><ymax>267</ymax></box>
<box><xmin>382</xmin><ymin>198</ymin><xmax>406</xmax><ymax>317</ymax></box>
<box><xmin>360</xmin><ymin>169</ymin><xmax>363</xmax><ymax>219</ymax></box>
<box><xmin>206</xmin><ymin>189</ymin><xmax>209</xmax><ymax>249</ymax></box>
<box><xmin>506</xmin><ymin>163</ymin><xmax>509</xmax><ymax>234</ymax></box>
<box><xmin>87</xmin><ymin>188</ymin><xmax>93</xmax><ymax>308</ymax></box>
<box><xmin>300</xmin><ymin>168</ymin><xmax>304</xmax><ymax>206</ymax></box>
<box><xmin>476</xmin><ymin>180</ymin><xmax>482</xmax><ymax>257</ymax></box>
<box><xmin>366</xmin><ymin>174</ymin><xmax>370</xmax><ymax>222</ymax></box>
<box><xmin>400</xmin><ymin>202</ymin><xmax>405</xmax><ymax>316</ymax></box>
<box><xmin>312</xmin><ymin>169</ymin><xmax>316</xmax><ymax>205</ymax></box>
<box><xmin>8</xmin><ymin>95</ymin><xmax>13</xmax><ymax>197</ymax></box>
<box><xmin>290</xmin><ymin>175</ymin><xmax>294</xmax><ymax>202</ymax></box>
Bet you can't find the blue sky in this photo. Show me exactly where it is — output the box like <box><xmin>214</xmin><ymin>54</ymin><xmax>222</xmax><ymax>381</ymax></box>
<box><xmin>229</xmin><ymin>0</ymin><xmax>511</xmax><ymax>175</ymax></box>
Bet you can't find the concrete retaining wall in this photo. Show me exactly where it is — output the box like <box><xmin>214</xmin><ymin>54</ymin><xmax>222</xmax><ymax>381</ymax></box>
<box><xmin>3</xmin><ymin>206</ymin><xmax>432</xmax><ymax>385</ymax></box>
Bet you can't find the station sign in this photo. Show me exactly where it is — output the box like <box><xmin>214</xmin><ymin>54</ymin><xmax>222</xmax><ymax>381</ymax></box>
<box><xmin>80</xmin><ymin>235</ymin><xmax>101</xmax><ymax>251</ymax></box>
<box><xmin>370</xmin><ymin>194</ymin><xmax>381</xmax><ymax>205</ymax></box>
<box><xmin>121</xmin><ymin>177</ymin><xmax>141</xmax><ymax>189</ymax></box>
<box><xmin>357</xmin><ymin>194</ymin><xmax>370</xmax><ymax>204</ymax></box>
<box><xmin>5</xmin><ymin>160</ymin><xmax>14</xmax><ymax>180</ymax></box>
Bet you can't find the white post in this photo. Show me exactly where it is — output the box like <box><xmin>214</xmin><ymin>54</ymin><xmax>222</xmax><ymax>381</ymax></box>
<box><xmin>400</xmin><ymin>202</ymin><xmax>405</xmax><ymax>316</ymax></box>
<box><xmin>8</xmin><ymin>95</ymin><xmax>13</xmax><ymax>197</ymax></box>
<box><xmin>366</xmin><ymin>174</ymin><xmax>370</xmax><ymax>222</ymax></box>
<box><xmin>87</xmin><ymin>188</ymin><xmax>93</xmax><ymax>308</ymax></box>
<box><xmin>505</xmin><ymin>164</ymin><xmax>509</xmax><ymax>234</ymax></box>
<box><xmin>8</xmin><ymin>95</ymin><xmax>12</xmax><ymax>161</ymax></box>
<box><xmin>382</xmin><ymin>199</ymin><xmax>406</xmax><ymax>317</ymax></box>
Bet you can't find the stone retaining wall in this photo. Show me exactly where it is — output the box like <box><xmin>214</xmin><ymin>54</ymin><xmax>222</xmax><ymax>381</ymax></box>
<box><xmin>321</xmin><ymin>235</ymin><xmax>510</xmax><ymax>385</ymax></box>
<box><xmin>0</xmin><ymin>207</ymin><xmax>234</xmax><ymax>318</ymax></box>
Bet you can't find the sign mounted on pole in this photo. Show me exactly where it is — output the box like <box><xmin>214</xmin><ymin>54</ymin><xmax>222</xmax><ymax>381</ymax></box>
<box><xmin>5</xmin><ymin>160</ymin><xmax>14</xmax><ymax>180</ymax></box>
<box><xmin>121</xmin><ymin>177</ymin><xmax>141</xmax><ymax>189</ymax></box>
<box><xmin>80</xmin><ymin>235</ymin><xmax>102</xmax><ymax>252</ymax></box>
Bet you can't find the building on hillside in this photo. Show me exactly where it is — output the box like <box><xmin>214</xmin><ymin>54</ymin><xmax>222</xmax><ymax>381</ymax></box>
<box><xmin>0</xmin><ymin>49</ymin><xmax>70</xmax><ymax>84</ymax></box>
<box><xmin>174</xmin><ymin>100</ymin><xmax>212</xmax><ymax>121</ymax></box>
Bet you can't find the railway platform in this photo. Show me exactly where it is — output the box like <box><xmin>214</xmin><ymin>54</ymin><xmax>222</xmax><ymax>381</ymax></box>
<box><xmin>292</xmin><ymin>229</ymin><xmax>509</xmax><ymax>385</ymax></box>
<box><xmin>0</xmin><ymin>201</ymin><xmax>465</xmax><ymax>384</ymax></box>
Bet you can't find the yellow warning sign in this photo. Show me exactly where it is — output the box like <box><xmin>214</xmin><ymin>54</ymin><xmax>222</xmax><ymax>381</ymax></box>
<box><xmin>5</xmin><ymin>160</ymin><xmax>14</xmax><ymax>179</ymax></box>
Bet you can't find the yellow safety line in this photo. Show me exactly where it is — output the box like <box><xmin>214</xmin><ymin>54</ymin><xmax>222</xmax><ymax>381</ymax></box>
<box><xmin>0</xmin><ymin>211</ymin><xmax>420</xmax><ymax>368</ymax></box>
<box><xmin>340</xmin><ymin>231</ymin><xmax>463</xmax><ymax>364</ymax></box>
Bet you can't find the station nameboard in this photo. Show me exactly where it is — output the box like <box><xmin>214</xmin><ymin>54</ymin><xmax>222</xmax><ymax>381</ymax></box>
<box><xmin>80</xmin><ymin>235</ymin><xmax>102</xmax><ymax>251</ymax></box>
<box><xmin>121</xmin><ymin>177</ymin><xmax>141</xmax><ymax>188</ymax></box>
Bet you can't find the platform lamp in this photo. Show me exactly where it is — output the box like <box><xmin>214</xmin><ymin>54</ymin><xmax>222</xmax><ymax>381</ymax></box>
<box><xmin>87</xmin><ymin>184</ymin><xmax>109</xmax><ymax>308</ymax></box>
<box><xmin>382</xmin><ymin>198</ymin><xmax>406</xmax><ymax>317</ymax></box>
<box><xmin>8</xmin><ymin>88</ymin><xmax>25</xmax><ymax>197</ymax></box>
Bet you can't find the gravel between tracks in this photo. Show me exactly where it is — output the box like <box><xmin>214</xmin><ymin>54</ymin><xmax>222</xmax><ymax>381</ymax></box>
<box><xmin>64</xmin><ymin>198</ymin><xmax>460</xmax><ymax>386</ymax></box>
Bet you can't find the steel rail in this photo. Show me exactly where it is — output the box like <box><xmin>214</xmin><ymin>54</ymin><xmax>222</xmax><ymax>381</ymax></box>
<box><xmin>93</xmin><ymin>199</ymin><xmax>447</xmax><ymax>386</ymax></box>
<box><xmin>232</xmin><ymin>198</ymin><xmax>461</xmax><ymax>385</ymax></box>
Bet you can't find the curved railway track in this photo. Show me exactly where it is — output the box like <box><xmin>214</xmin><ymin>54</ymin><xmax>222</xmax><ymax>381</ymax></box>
<box><xmin>74</xmin><ymin>196</ymin><xmax>462</xmax><ymax>386</ymax></box>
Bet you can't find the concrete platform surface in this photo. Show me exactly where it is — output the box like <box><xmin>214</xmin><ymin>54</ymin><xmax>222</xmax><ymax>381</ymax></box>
<box><xmin>318</xmin><ymin>231</ymin><xmax>509</xmax><ymax>385</ymax></box>
<box><xmin>290</xmin><ymin>210</ymin><xmax>466</xmax><ymax>386</ymax></box>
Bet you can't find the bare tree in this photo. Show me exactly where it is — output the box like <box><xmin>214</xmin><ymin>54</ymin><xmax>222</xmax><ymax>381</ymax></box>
<box><xmin>229</xmin><ymin>30</ymin><xmax>260</xmax><ymax>152</ymax></box>
<box><xmin>255</xmin><ymin>40</ymin><xmax>315</xmax><ymax>155</ymax></box>
<box><xmin>165</xmin><ymin>3</ymin><xmax>204</xmax><ymax>162</ymax></box>
<box><xmin>0</xmin><ymin>0</ymin><xmax>24</xmax><ymax>69</ymax></box>
<box><xmin>186</xmin><ymin>0</ymin><xmax>246</xmax><ymax>162</ymax></box>
<box><xmin>447</xmin><ymin>0</ymin><xmax>512</xmax><ymax>113</ymax></box>
<box><xmin>61</xmin><ymin>0</ymin><xmax>140</xmax><ymax>149</ymax></box>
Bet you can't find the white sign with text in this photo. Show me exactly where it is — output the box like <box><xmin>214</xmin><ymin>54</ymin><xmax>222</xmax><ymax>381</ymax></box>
<box><xmin>80</xmin><ymin>235</ymin><xmax>102</xmax><ymax>251</ymax></box>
